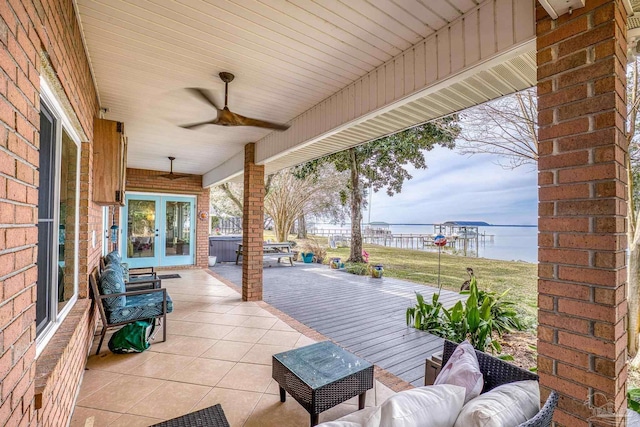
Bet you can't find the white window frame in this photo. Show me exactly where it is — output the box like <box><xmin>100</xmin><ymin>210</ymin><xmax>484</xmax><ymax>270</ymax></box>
<box><xmin>36</xmin><ymin>78</ymin><xmax>82</xmax><ymax>355</ymax></box>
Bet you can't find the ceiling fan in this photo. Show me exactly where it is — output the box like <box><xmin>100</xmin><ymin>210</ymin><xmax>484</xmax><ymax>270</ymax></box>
<box><xmin>180</xmin><ymin>72</ymin><xmax>290</xmax><ymax>131</ymax></box>
<box><xmin>159</xmin><ymin>157</ymin><xmax>189</xmax><ymax>180</ymax></box>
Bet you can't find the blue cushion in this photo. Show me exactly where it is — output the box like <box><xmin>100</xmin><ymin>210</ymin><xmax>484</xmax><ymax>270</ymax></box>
<box><xmin>120</xmin><ymin>262</ymin><xmax>130</xmax><ymax>281</ymax></box>
<box><xmin>106</xmin><ymin>292</ymin><xmax>173</xmax><ymax>324</ymax></box>
<box><xmin>104</xmin><ymin>251</ymin><xmax>121</xmax><ymax>266</ymax></box>
<box><xmin>99</xmin><ymin>266</ymin><xmax>126</xmax><ymax>310</ymax></box>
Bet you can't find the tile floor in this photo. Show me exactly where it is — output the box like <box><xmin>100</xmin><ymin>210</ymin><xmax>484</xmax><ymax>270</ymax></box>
<box><xmin>71</xmin><ymin>269</ymin><xmax>396</xmax><ymax>427</ymax></box>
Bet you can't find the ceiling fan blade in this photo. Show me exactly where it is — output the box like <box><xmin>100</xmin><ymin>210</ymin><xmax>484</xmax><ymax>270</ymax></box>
<box><xmin>185</xmin><ymin>88</ymin><xmax>221</xmax><ymax>110</ymax></box>
<box><xmin>179</xmin><ymin>119</ymin><xmax>218</xmax><ymax>130</ymax></box>
<box><xmin>159</xmin><ymin>173</ymin><xmax>189</xmax><ymax>180</ymax></box>
<box><xmin>231</xmin><ymin>111</ymin><xmax>290</xmax><ymax>131</ymax></box>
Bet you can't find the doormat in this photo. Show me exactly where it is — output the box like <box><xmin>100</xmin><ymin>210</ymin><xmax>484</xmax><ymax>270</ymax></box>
<box><xmin>158</xmin><ymin>274</ymin><xmax>181</xmax><ymax>279</ymax></box>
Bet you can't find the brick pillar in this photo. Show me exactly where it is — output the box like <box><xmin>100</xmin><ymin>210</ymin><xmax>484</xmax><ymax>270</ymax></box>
<box><xmin>537</xmin><ymin>1</ymin><xmax>627</xmax><ymax>425</ymax></box>
<box><xmin>242</xmin><ymin>143</ymin><xmax>264</xmax><ymax>301</ymax></box>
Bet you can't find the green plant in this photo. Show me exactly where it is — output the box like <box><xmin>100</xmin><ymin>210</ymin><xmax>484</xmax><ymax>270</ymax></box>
<box><xmin>629</xmin><ymin>389</ymin><xmax>640</xmax><ymax>414</ymax></box>
<box><xmin>443</xmin><ymin>277</ymin><xmax>500</xmax><ymax>353</ymax></box>
<box><xmin>344</xmin><ymin>262</ymin><xmax>369</xmax><ymax>276</ymax></box>
<box><xmin>406</xmin><ymin>273</ymin><xmax>526</xmax><ymax>353</ymax></box>
<box><xmin>406</xmin><ymin>293</ymin><xmax>448</xmax><ymax>336</ymax></box>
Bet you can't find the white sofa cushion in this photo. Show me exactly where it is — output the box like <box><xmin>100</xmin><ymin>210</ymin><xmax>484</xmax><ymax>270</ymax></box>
<box><xmin>318</xmin><ymin>384</ymin><xmax>466</xmax><ymax>427</ymax></box>
<box><xmin>379</xmin><ymin>385</ymin><xmax>466</xmax><ymax>427</ymax></box>
<box><xmin>434</xmin><ymin>340</ymin><xmax>484</xmax><ymax>404</ymax></box>
<box><xmin>453</xmin><ymin>380</ymin><xmax>541</xmax><ymax>427</ymax></box>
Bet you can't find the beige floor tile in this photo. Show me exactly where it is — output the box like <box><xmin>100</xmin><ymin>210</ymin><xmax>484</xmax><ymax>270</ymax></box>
<box><xmin>193</xmin><ymin>387</ymin><xmax>262</xmax><ymax>427</ymax></box>
<box><xmin>181</xmin><ymin>311</ymin><xmax>224</xmax><ymax>324</ymax></box>
<box><xmin>109</xmin><ymin>413</ymin><xmax>164</xmax><ymax>426</ymax></box>
<box><xmin>69</xmin><ymin>406</ymin><xmax>121</xmax><ymax>427</ymax></box>
<box><xmin>320</xmin><ymin>401</ymin><xmax>362</xmax><ymax>423</ymax></box>
<box><xmin>167</xmin><ymin>319</ymin><xmax>201</xmax><ymax>336</ymax></box>
<box><xmin>208</xmin><ymin>313</ymin><xmax>251</xmax><ymax>326</ymax></box>
<box><xmin>77</xmin><ymin>370</ymin><xmax>123</xmax><ymax>401</ymax></box>
<box><xmin>201</xmin><ymin>340</ymin><xmax>253</xmax><ymax>362</ymax></box>
<box><xmin>199</xmin><ymin>304</ymin><xmax>237</xmax><ymax>314</ymax></box>
<box><xmin>213</xmin><ymin>296</ymin><xmax>243</xmax><ymax>306</ymax></box>
<box><xmin>85</xmin><ymin>351</ymin><xmax>157</xmax><ymax>374</ymax></box>
<box><xmin>223</xmin><ymin>327</ymin><xmax>268</xmax><ymax>343</ymax></box>
<box><xmin>127</xmin><ymin>381</ymin><xmax>211</xmax><ymax>420</ymax></box>
<box><xmin>375</xmin><ymin>380</ymin><xmax>396</xmax><ymax>406</ymax></box>
<box><xmin>227</xmin><ymin>305</ymin><xmax>273</xmax><ymax>317</ymax></box>
<box><xmin>77</xmin><ymin>376</ymin><xmax>164</xmax><ymax>413</ymax></box>
<box><xmin>294</xmin><ymin>335</ymin><xmax>317</xmax><ymax>348</ymax></box>
<box><xmin>170</xmin><ymin>294</ymin><xmax>221</xmax><ymax>303</ymax></box>
<box><xmin>240</xmin><ymin>316</ymin><xmax>278</xmax><ymax>329</ymax></box>
<box><xmin>126</xmin><ymin>353</ymin><xmax>195</xmax><ymax>380</ymax></box>
<box><xmin>265</xmin><ymin>379</ymin><xmax>281</xmax><ymax>395</ymax></box>
<box><xmin>188</xmin><ymin>323</ymin><xmax>235</xmax><ymax>340</ymax></box>
<box><xmin>170</xmin><ymin>358</ymin><xmax>235</xmax><ymax>386</ymax></box>
<box><xmin>243</xmin><ymin>393</ymin><xmax>310</xmax><ymax>427</ymax></box>
<box><xmin>217</xmin><ymin>363</ymin><xmax>273</xmax><ymax>393</ymax></box>
<box><xmin>148</xmin><ymin>335</ymin><xmax>217</xmax><ymax>356</ymax></box>
<box><xmin>240</xmin><ymin>344</ymin><xmax>292</xmax><ymax>365</ymax></box>
<box><xmin>258</xmin><ymin>330</ymin><xmax>301</xmax><ymax>346</ymax></box>
<box><xmin>270</xmin><ymin>320</ymin><xmax>296</xmax><ymax>332</ymax></box>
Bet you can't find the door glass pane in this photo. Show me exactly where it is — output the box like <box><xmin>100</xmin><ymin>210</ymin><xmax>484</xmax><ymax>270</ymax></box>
<box><xmin>58</xmin><ymin>130</ymin><xmax>77</xmax><ymax>313</ymax></box>
<box><xmin>126</xmin><ymin>200</ymin><xmax>156</xmax><ymax>258</ymax></box>
<box><xmin>166</xmin><ymin>201</ymin><xmax>191</xmax><ymax>256</ymax></box>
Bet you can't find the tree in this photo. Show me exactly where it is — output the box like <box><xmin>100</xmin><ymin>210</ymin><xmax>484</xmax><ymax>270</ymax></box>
<box><xmin>297</xmin><ymin>118</ymin><xmax>460</xmax><ymax>263</ymax></box>
<box><xmin>457</xmin><ymin>88</ymin><xmax>538</xmax><ymax>169</ymax></box>
<box><xmin>626</xmin><ymin>58</ymin><xmax>640</xmax><ymax>362</ymax></box>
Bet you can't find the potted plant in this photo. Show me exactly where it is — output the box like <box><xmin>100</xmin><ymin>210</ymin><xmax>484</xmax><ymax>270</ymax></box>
<box><xmin>329</xmin><ymin>257</ymin><xmax>341</xmax><ymax>269</ymax></box>
<box><xmin>301</xmin><ymin>252</ymin><xmax>314</xmax><ymax>263</ymax></box>
<box><xmin>371</xmin><ymin>264</ymin><xmax>384</xmax><ymax>278</ymax></box>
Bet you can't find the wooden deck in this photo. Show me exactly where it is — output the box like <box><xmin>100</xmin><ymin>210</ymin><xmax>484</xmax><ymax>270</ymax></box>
<box><xmin>212</xmin><ymin>263</ymin><xmax>464</xmax><ymax>386</ymax></box>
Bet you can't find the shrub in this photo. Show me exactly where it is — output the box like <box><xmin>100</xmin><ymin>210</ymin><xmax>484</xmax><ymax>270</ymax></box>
<box><xmin>345</xmin><ymin>262</ymin><xmax>369</xmax><ymax>276</ymax></box>
<box><xmin>406</xmin><ymin>274</ymin><xmax>525</xmax><ymax>353</ymax></box>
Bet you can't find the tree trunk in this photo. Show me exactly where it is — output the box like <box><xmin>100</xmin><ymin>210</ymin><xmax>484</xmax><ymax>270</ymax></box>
<box><xmin>347</xmin><ymin>148</ymin><xmax>364</xmax><ymax>263</ymax></box>
<box><xmin>297</xmin><ymin>214</ymin><xmax>307</xmax><ymax>239</ymax></box>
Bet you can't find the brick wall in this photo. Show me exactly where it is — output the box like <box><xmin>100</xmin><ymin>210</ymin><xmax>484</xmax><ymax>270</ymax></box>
<box><xmin>126</xmin><ymin>168</ymin><xmax>209</xmax><ymax>268</ymax></box>
<box><xmin>536</xmin><ymin>1</ymin><xmax>628</xmax><ymax>425</ymax></box>
<box><xmin>242</xmin><ymin>143</ymin><xmax>264</xmax><ymax>301</ymax></box>
<box><xmin>0</xmin><ymin>0</ymin><xmax>101</xmax><ymax>426</ymax></box>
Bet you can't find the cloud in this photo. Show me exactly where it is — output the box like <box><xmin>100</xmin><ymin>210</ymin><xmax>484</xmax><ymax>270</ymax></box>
<box><xmin>367</xmin><ymin>146</ymin><xmax>538</xmax><ymax>225</ymax></box>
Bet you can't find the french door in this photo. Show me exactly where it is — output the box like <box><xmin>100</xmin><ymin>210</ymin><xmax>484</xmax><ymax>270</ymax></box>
<box><xmin>123</xmin><ymin>194</ymin><xmax>195</xmax><ymax>267</ymax></box>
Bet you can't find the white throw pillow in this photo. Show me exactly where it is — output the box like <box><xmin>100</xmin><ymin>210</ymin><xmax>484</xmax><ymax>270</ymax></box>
<box><xmin>454</xmin><ymin>380</ymin><xmax>541</xmax><ymax>427</ymax></box>
<box><xmin>378</xmin><ymin>384</ymin><xmax>466</xmax><ymax>427</ymax></box>
<box><xmin>317</xmin><ymin>406</ymin><xmax>380</xmax><ymax>427</ymax></box>
<box><xmin>434</xmin><ymin>340</ymin><xmax>484</xmax><ymax>404</ymax></box>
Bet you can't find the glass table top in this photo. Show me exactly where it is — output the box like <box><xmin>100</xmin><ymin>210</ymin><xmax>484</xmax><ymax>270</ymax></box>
<box><xmin>273</xmin><ymin>341</ymin><xmax>372</xmax><ymax>389</ymax></box>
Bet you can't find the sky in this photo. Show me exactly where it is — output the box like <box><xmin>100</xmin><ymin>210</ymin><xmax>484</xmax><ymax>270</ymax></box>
<box><xmin>365</xmin><ymin>145</ymin><xmax>539</xmax><ymax>226</ymax></box>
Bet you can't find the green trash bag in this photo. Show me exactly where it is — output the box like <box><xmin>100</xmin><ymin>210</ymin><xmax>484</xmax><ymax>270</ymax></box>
<box><xmin>108</xmin><ymin>320</ymin><xmax>155</xmax><ymax>354</ymax></box>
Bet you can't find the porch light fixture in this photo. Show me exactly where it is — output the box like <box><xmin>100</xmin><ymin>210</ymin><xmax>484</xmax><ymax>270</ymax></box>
<box><xmin>538</xmin><ymin>0</ymin><xmax>584</xmax><ymax>19</ymax></box>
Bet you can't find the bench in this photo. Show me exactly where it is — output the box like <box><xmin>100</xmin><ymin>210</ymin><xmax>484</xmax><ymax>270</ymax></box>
<box><xmin>235</xmin><ymin>242</ymin><xmax>295</xmax><ymax>267</ymax></box>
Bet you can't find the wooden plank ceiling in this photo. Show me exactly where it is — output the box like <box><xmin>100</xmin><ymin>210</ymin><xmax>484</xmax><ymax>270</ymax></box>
<box><xmin>75</xmin><ymin>0</ymin><xmax>529</xmax><ymax>178</ymax></box>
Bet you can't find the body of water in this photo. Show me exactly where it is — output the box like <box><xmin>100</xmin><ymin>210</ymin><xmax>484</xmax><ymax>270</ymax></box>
<box><xmin>311</xmin><ymin>223</ymin><xmax>538</xmax><ymax>263</ymax></box>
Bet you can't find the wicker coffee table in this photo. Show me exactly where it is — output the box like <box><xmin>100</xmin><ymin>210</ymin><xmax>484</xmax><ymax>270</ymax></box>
<box><xmin>272</xmin><ymin>341</ymin><xmax>374</xmax><ymax>426</ymax></box>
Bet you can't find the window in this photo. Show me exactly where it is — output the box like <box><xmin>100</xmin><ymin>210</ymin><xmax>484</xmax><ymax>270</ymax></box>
<box><xmin>36</xmin><ymin>81</ymin><xmax>81</xmax><ymax>350</ymax></box>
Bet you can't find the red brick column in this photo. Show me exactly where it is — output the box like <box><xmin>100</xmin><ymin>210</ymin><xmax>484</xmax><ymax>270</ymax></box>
<box><xmin>537</xmin><ymin>1</ymin><xmax>628</xmax><ymax>425</ymax></box>
<box><xmin>242</xmin><ymin>143</ymin><xmax>264</xmax><ymax>301</ymax></box>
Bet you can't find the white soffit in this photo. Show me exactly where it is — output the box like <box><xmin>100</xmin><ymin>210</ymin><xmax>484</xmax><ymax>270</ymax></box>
<box><xmin>75</xmin><ymin>0</ymin><xmax>483</xmax><ymax>176</ymax></box>
<box><xmin>204</xmin><ymin>0</ymin><xmax>537</xmax><ymax>186</ymax></box>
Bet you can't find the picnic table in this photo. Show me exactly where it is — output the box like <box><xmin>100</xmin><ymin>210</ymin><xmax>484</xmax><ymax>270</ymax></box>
<box><xmin>235</xmin><ymin>242</ymin><xmax>295</xmax><ymax>266</ymax></box>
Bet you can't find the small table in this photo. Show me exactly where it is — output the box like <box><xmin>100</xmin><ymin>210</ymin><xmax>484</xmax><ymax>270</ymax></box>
<box><xmin>272</xmin><ymin>341</ymin><xmax>374</xmax><ymax>426</ymax></box>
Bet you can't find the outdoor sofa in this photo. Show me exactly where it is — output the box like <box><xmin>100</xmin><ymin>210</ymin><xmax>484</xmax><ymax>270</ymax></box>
<box><xmin>318</xmin><ymin>340</ymin><xmax>558</xmax><ymax>427</ymax></box>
